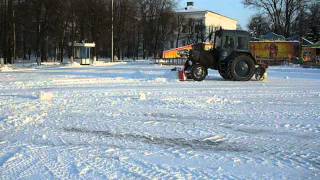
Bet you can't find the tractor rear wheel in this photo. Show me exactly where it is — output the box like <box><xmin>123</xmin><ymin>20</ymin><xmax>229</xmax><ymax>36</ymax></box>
<box><xmin>192</xmin><ymin>65</ymin><xmax>207</xmax><ymax>81</ymax></box>
<box><xmin>228</xmin><ymin>55</ymin><xmax>255</xmax><ymax>81</ymax></box>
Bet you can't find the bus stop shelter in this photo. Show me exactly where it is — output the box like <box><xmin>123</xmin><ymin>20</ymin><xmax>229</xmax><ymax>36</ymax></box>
<box><xmin>71</xmin><ymin>42</ymin><xmax>96</xmax><ymax>65</ymax></box>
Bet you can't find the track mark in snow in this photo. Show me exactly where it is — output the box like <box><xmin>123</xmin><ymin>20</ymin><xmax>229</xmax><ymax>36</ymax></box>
<box><xmin>223</xmin><ymin>125</ymin><xmax>317</xmax><ymax>140</ymax></box>
<box><xmin>62</xmin><ymin>127</ymin><xmax>247</xmax><ymax>152</ymax></box>
<box><xmin>143</xmin><ymin>112</ymin><xmax>200</xmax><ymax>125</ymax></box>
<box><xmin>0</xmin><ymin>148</ymin><xmax>21</xmax><ymax>167</ymax></box>
<box><xmin>0</xmin><ymin>94</ymin><xmax>38</xmax><ymax>100</ymax></box>
<box><xmin>0</xmin><ymin>149</ymin><xmax>40</xmax><ymax>179</ymax></box>
<box><xmin>259</xmin><ymin>147</ymin><xmax>320</xmax><ymax>171</ymax></box>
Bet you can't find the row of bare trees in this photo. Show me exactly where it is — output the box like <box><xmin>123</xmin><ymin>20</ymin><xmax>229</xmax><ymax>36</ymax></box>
<box><xmin>2</xmin><ymin>0</ymin><xmax>318</xmax><ymax>64</ymax></box>
<box><xmin>244</xmin><ymin>0</ymin><xmax>320</xmax><ymax>42</ymax></box>
<box><xmin>0</xmin><ymin>0</ymin><xmax>177</xmax><ymax>64</ymax></box>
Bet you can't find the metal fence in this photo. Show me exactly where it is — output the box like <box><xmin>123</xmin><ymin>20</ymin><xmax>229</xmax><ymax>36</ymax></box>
<box><xmin>153</xmin><ymin>58</ymin><xmax>186</xmax><ymax>65</ymax></box>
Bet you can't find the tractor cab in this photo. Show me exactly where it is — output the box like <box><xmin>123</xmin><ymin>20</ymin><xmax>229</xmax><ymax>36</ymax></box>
<box><xmin>214</xmin><ymin>30</ymin><xmax>251</xmax><ymax>60</ymax></box>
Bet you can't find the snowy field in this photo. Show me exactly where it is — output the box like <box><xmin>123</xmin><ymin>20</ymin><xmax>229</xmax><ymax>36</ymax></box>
<box><xmin>0</xmin><ymin>61</ymin><xmax>319</xmax><ymax>179</ymax></box>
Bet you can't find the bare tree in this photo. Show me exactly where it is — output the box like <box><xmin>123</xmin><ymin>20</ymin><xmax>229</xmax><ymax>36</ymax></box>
<box><xmin>306</xmin><ymin>2</ymin><xmax>320</xmax><ymax>42</ymax></box>
<box><xmin>248</xmin><ymin>14</ymin><xmax>271</xmax><ymax>37</ymax></box>
<box><xmin>243</xmin><ymin>0</ymin><xmax>309</xmax><ymax>37</ymax></box>
<box><xmin>243</xmin><ymin>0</ymin><xmax>284</xmax><ymax>34</ymax></box>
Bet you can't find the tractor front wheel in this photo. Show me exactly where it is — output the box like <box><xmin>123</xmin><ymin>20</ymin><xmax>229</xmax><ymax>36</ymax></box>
<box><xmin>219</xmin><ymin>69</ymin><xmax>231</xmax><ymax>80</ymax></box>
<box><xmin>192</xmin><ymin>65</ymin><xmax>207</xmax><ymax>81</ymax></box>
<box><xmin>184</xmin><ymin>60</ymin><xmax>194</xmax><ymax>79</ymax></box>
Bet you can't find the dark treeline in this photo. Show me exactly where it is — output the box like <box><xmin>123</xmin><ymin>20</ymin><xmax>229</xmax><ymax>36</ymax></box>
<box><xmin>0</xmin><ymin>0</ymin><xmax>177</xmax><ymax>64</ymax></box>
<box><xmin>244</xmin><ymin>0</ymin><xmax>320</xmax><ymax>42</ymax></box>
<box><xmin>2</xmin><ymin>0</ymin><xmax>319</xmax><ymax>64</ymax></box>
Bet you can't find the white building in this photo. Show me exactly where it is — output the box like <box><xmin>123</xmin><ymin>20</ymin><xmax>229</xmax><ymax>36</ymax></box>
<box><xmin>170</xmin><ymin>1</ymin><xmax>238</xmax><ymax>48</ymax></box>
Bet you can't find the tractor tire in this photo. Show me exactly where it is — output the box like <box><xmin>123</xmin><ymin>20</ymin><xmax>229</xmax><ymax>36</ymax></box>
<box><xmin>192</xmin><ymin>65</ymin><xmax>207</xmax><ymax>81</ymax></box>
<box><xmin>219</xmin><ymin>69</ymin><xmax>231</xmax><ymax>80</ymax></box>
<box><xmin>227</xmin><ymin>55</ymin><xmax>255</xmax><ymax>81</ymax></box>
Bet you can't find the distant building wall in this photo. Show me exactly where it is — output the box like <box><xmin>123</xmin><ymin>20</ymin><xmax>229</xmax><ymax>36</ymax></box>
<box><xmin>167</xmin><ymin>2</ymin><xmax>238</xmax><ymax>50</ymax></box>
<box><xmin>205</xmin><ymin>12</ymin><xmax>237</xmax><ymax>30</ymax></box>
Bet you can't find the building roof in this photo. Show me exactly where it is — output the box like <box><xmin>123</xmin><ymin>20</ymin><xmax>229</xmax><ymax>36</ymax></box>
<box><xmin>307</xmin><ymin>42</ymin><xmax>320</xmax><ymax>48</ymax></box>
<box><xmin>175</xmin><ymin>3</ymin><xmax>237</xmax><ymax>22</ymax></box>
<box><xmin>261</xmin><ymin>32</ymin><xmax>286</xmax><ymax>41</ymax></box>
<box><xmin>176</xmin><ymin>5</ymin><xmax>204</xmax><ymax>13</ymax></box>
<box><xmin>302</xmin><ymin>38</ymin><xmax>314</xmax><ymax>46</ymax></box>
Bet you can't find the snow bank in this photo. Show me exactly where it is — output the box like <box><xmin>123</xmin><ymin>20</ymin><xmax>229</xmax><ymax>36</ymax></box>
<box><xmin>0</xmin><ymin>62</ymin><xmax>62</xmax><ymax>72</ymax></box>
<box><xmin>64</xmin><ymin>62</ymin><xmax>82</xmax><ymax>67</ymax></box>
<box><xmin>93</xmin><ymin>60</ymin><xmax>127</xmax><ymax>67</ymax></box>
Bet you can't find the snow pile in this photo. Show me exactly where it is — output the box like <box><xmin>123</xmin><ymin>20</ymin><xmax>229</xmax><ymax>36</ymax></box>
<box><xmin>163</xmin><ymin>71</ymin><xmax>180</xmax><ymax>82</ymax></box>
<box><xmin>206</xmin><ymin>96</ymin><xmax>228</xmax><ymax>104</ymax></box>
<box><xmin>0</xmin><ymin>65</ymin><xmax>14</xmax><ymax>72</ymax></box>
<box><xmin>39</xmin><ymin>91</ymin><xmax>54</xmax><ymax>102</ymax></box>
<box><xmin>139</xmin><ymin>92</ymin><xmax>147</xmax><ymax>101</ymax></box>
<box><xmin>206</xmin><ymin>96</ymin><xmax>241</xmax><ymax>105</ymax></box>
<box><xmin>64</xmin><ymin>62</ymin><xmax>82</xmax><ymax>67</ymax></box>
<box><xmin>203</xmin><ymin>135</ymin><xmax>226</xmax><ymax>143</ymax></box>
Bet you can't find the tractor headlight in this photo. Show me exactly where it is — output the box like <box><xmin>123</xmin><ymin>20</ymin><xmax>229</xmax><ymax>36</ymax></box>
<box><xmin>221</xmin><ymin>51</ymin><xmax>228</xmax><ymax>58</ymax></box>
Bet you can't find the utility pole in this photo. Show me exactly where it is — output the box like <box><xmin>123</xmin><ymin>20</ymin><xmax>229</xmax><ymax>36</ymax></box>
<box><xmin>3</xmin><ymin>0</ymin><xmax>8</xmax><ymax>64</ymax></box>
<box><xmin>12</xmin><ymin>8</ymin><xmax>15</xmax><ymax>63</ymax></box>
<box><xmin>111</xmin><ymin>0</ymin><xmax>114</xmax><ymax>62</ymax></box>
<box><xmin>0</xmin><ymin>0</ymin><xmax>3</xmax><ymax>59</ymax></box>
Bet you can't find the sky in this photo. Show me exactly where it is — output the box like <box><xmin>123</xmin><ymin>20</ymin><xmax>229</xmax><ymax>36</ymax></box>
<box><xmin>178</xmin><ymin>0</ymin><xmax>258</xmax><ymax>29</ymax></box>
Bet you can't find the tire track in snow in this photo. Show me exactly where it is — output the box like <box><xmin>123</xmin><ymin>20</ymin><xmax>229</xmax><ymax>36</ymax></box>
<box><xmin>219</xmin><ymin>124</ymin><xmax>320</xmax><ymax>173</ymax></box>
<box><xmin>62</xmin><ymin>127</ymin><xmax>248</xmax><ymax>153</ymax></box>
<box><xmin>0</xmin><ymin>147</ymin><xmax>40</xmax><ymax>179</ymax></box>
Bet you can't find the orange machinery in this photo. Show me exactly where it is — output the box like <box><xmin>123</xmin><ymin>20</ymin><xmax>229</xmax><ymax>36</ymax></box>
<box><xmin>162</xmin><ymin>43</ymin><xmax>214</xmax><ymax>59</ymax></box>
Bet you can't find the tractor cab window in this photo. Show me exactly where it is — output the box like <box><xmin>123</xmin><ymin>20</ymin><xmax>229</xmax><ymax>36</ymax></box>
<box><xmin>214</xmin><ymin>34</ymin><xmax>222</xmax><ymax>48</ymax></box>
<box><xmin>237</xmin><ymin>36</ymin><xmax>248</xmax><ymax>50</ymax></box>
<box><xmin>224</xmin><ymin>36</ymin><xmax>235</xmax><ymax>49</ymax></box>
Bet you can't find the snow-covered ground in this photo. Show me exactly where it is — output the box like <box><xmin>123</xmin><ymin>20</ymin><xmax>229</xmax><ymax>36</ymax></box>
<box><xmin>0</xmin><ymin>62</ymin><xmax>319</xmax><ymax>179</ymax></box>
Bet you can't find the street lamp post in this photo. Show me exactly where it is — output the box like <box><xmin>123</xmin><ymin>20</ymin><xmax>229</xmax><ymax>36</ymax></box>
<box><xmin>111</xmin><ymin>0</ymin><xmax>114</xmax><ymax>62</ymax></box>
